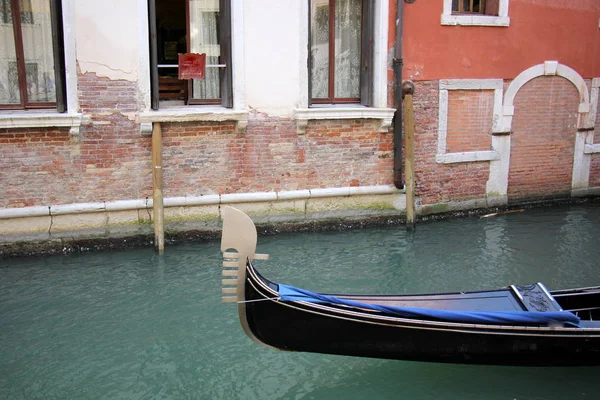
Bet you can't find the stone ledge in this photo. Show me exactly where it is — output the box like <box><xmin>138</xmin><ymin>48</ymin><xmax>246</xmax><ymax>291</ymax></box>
<box><xmin>139</xmin><ymin>107</ymin><xmax>249</xmax><ymax>135</ymax></box>
<box><xmin>294</xmin><ymin>106</ymin><xmax>395</xmax><ymax>134</ymax></box>
<box><xmin>0</xmin><ymin>111</ymin><xmax>83</xmax><ymax>138</ymax></box>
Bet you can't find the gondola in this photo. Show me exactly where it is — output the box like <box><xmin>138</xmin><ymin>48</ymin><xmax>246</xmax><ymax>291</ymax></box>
<box><xmin>220</xmin><ymin>206</ymin><xmax>600</xmax><ymax>366</ymax></box>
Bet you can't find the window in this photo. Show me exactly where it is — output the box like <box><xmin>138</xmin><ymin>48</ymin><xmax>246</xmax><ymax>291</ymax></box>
<box><xmin>452</xmin><ymin>0</ymin><xmax>499</xmax><ymax>15</ymax></box>
<box><xmin>150</xmin><ymin>0</ymin><xmax>232</xmax><ymax>109</ymax></box>
<box><xmin>0</xmin><ymin>0</ymin><xmax>66</xmax><ymax>110</ymax></box>
<box><xmin>442</xmin><ymin>0</ymin><xmax>509</xmax><ymax>27</ymax></box>
<box><xmin>309</xmin><ymin>0</ymin><xmax>373</xmax><ymax>106</ymax></box>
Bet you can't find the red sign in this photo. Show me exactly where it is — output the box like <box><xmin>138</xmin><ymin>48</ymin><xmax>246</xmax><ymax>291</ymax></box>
<box><xmin>178</xmin><ymin>53</ymin><xmax>206</xmax><ymax>80</ymax></box>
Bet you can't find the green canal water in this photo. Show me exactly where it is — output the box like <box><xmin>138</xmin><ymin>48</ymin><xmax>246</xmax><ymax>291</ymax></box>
<box><xmin>1</xmin><ymin>204</ymin><xmax>600</xmax><ymax>399</ymax></box>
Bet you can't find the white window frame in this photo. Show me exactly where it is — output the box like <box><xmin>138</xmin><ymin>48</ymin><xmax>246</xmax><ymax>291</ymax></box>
<box><xmin>441</xmin><ymin>0</ymin><xmax>510</xmax><ymax>27</ymax></box>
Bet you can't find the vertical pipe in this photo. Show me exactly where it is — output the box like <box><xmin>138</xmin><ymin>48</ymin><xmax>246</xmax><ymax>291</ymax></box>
<box><xmin>402</xmin><ymin>81</ymin><xmax>416</xmax><ymax>230</ymax></box>
<box><xmin>152</xmin><ymin>122</ymin><xmax>165</xmax><ymax>253</ymax></box>
<box><xmin>392</xmin><ymin>0</ymin><xmax>405</xmax><ymax>189</ymax></box>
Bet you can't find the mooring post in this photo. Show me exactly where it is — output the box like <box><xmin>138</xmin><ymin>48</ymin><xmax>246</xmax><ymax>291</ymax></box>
<box><xmin>152</xmin><ymin>122</ymin><xmax>165</xmax><ymax>253</ymax></box>
<box><xmin>402</xmin><ymin>80</ymin><xmax>416</xmax><ymax>231</ymax></box>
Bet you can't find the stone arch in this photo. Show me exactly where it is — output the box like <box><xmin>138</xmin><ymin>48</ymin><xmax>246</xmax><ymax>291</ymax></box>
<box><xmin>495</xmin><ymin>61</ymin><xmax>591</xmax><ymax>133</ymax></box>
<box><xmin>486</xmin><ymin>61</ymin><xmax>592</xmax><ymax>205</ymax></box>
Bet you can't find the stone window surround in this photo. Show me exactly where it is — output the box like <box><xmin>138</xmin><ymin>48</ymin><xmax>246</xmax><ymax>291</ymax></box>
<box><xmin>138</xmin><ymin>0</ymin><xmax>248</xmax><ymax>134</ymax></box>
<box><xmin>441</xmin><ymin>0</ymin><xmax>510</xmax><ymax>27</ymax></box>
<box><xmin>0</xmin><ymin>0</ymin><xmax>82</xmax><ymax>138</ymax></box>
<box><xmin>436</xmin><ymin>79</ymin><xmax>504</xmax><ymax>164</ymax></box>
<box><xmin>294</xmin><ymin>0</ymin><xmax>395</xmax><ymax>134</ymax></box>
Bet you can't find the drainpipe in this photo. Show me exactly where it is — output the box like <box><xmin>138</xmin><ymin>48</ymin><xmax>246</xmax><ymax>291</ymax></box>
<box><xmin>392</xmin><ymin>0</ymin><xmax>407</xmax><ymax>189</ymax></box>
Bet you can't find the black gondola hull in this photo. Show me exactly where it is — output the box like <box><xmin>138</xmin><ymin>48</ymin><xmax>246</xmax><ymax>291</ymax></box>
<box><xmin>243</xmin><ymin>267</ymin><xmax>600</xmax><ymax>366</ymax></box>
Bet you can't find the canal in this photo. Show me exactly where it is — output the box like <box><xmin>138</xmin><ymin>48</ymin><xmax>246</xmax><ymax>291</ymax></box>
<box><xmin>1</xmin><ymin>204</ymin><xmax>599</xmax><ymax>399</ymax></box>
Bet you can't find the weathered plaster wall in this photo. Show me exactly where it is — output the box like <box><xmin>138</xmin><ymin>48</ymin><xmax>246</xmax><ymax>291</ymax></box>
<box><xmin>74</xmin><ymin>0</ymin><xmax>142</xmax><ymax>81</ymax></box>
<box><xmin>243</xmin><ymin>0</ymin><xmax>304</xmax><ymax>116</ymax></box>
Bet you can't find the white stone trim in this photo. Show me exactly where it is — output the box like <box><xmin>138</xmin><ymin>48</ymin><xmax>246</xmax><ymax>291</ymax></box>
<box><xmin>0</xmin><ymin>112</ymin><xmax>83</xmax><ymax>135</ymax></box>
<box><xmin>139</xmin><ymin>107</ymin><xmax>249</xmax><ymax>134</ymax></box>
<box><xmin>584</xmin><ymin>144</ymin><xmax>600</xmax><ymax>154</ymax></box>
<box><xmin>588</xmin><ymin>78</ymin><xmax>600</xmax><ymax>128</ymax></box>
<box><xmin>437</xmin><ymin>79</ymin><xmax>503</xmax><ymax>163</ymax></box>
<box><xmin>372</xmin><ymin>0</ymin><xmax>389</xmax><ymax>108</ymax></box>
<box><xmin>0</xmin><ymin>185</ymin><xmax>403</xmax><ymax>220</ymax></box>
<box><xmin>436</xmin><ymin>151</ymin><xmax>500</xmax><ymax>164</ymax></box>
<box><xmin>137</xmin><ymin>0</ymin><xmax>151</xmax><ymax>113</ymax></box>
<box><xmin>441</xmin><ymin>0</ymin><xmax>510</xmax><ymax>27</ymax></box>
<box><xmin>294</xmin><ymin>106</ymin><xmax>396</xmax><ymax>134</ymax></box>
<box><xmin>231</xmin><ymin>0</ymin><xmax>246</xmax><ymax>111</ymax></box>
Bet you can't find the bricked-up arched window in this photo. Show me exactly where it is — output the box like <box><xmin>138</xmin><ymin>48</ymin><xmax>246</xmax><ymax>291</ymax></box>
<box><xmin>149</xmin><ymin>0</ymin><xmax>233</xmax><ymax>110</ymax></box>
<box><xmin>308</xmin><ymin>0</ymin><xmax>373</xmax><ymax>106</ymax></box>
<box><xmin>0</xmin><ymin>0</ymin><xmax>66</xmax><ymax>111</ymax></box>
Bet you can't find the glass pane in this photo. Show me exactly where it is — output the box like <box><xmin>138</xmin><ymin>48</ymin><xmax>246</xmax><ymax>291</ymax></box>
<box><xmin>452</xmin><ymin>0</ymin><xmax>458</xmax><ymax>12</ymax></box>
<box><xmin>20</xmin><ymin>0</ymin><xmax>55</xmax><ymax>103</ymax></box>
<box><xmin>190</xmin><ymin>0</ymin><xmax>220</xmax><ymax>100</ymax></box>
<box><xmin>311</xmin><ymin>0</ymin><xmax>329</xmax><ymax>99</ymax></box>
<box><xmin>0</xmin><ymin>0</ymin><xmax>21</xmax><ymax>104</ymax></box>
<box><xmin>334</xmin><ymin>0</ymin><xmax>360</xmax><ymax>98</ymax></box>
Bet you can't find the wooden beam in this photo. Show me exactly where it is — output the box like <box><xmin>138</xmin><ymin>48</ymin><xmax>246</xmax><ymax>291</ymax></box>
<box><xmin>152</xmin><ymin>122</ymin><xmax>165</xmax><ymax>253</ymax></box>
<box><xmin>402</xmin><ymin>81</ymin><xmax>416</xmax><ymax>231</ymax></box>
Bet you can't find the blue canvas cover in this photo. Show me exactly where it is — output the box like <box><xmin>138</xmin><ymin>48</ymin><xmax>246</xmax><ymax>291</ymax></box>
<box><xmin>278</xmin><ymin>284</ymin><xmax>581</xmax><ymax>327</ymax></box>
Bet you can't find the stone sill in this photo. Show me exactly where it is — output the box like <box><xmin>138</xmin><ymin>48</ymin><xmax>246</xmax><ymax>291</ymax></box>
<box><xmin>441</xmin><ymin>15</ymin><xmax>510</xmax><ymax>27</ymax></box>
<box><xmin>436</xmin><ymin>151</ymin><xmax>500</xmax><ymax>164</ymax></box>
<box><xmin>0</xmin><ymin>111</ymin><xmax>83</xmax><ymax>137</ymax></box>
<box><xmin>294</xmin><ymin>106</ymin><xmax>396</xmax><ymax>134</ymax></box>
<box><xmin>139</xmin><ymin>106</ymin><xmax>249</xmax><ymax>135</ymax></box>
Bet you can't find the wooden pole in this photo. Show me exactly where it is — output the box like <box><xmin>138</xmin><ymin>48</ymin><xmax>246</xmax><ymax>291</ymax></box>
<box><xmin>152</xmin><ymin>122</ymin><xmax>165</xmax><ymax>253</ymax></box>
<box><xmin>402</xmin><ymin>81</ymin><xmax>416</xmax><ymax>231</ymax></box>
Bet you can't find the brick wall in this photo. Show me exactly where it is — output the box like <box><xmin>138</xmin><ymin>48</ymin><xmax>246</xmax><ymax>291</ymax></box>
<box><xmin>160</xmin><ymin>116</ymin><xmax>393</xmax><ymax>196</ymax></box>
<box><xmin>446</xmin><ymin>90</ymin><xmax>494</xmax><ymax>153</ymax></box>
<box><xmin>412</xmin><ymin>81</ymin><xmax>490</xmax><ymax>205</ymax></box>
<box><xmin>0</xmin><ymin>72</ymin><xmax>152</xmax><ymax>208</ymax></box>
<box><xmin>509</xmin><ymin>76</ymin><xmax>579</xmax><ymax>201</ymax></box>
<box><xmin>0</xmin><ymin>127</ymin><xmax>73</xmax><ymax>207</ymax></box>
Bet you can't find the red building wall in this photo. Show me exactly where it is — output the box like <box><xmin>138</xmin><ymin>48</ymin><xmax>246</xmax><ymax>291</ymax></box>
<box><xmin>402</xmin><ymin>0</ymin><xmax>600</xmax><ymax>81</ymax></box>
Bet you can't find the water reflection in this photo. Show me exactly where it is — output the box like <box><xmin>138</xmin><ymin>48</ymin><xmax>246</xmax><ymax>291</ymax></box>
<box><xmin>1</xmin><ymin>204</ymin><xmax>599</xmax><ymax>399</ymax></box>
